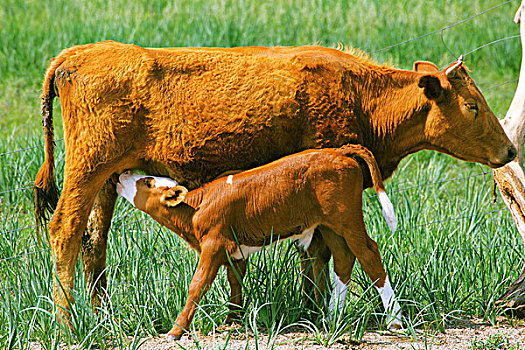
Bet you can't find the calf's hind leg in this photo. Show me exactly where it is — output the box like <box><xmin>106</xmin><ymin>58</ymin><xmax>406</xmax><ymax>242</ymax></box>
<box><xmin>225</xmin><ymin>259</ymin><xmax>246</xmax><ymax>323</ymax></box>
<box><xmin>317</xmin><ymin>226</ymin><xmax>356</xmax><ymax>317</ymax></box>
<box><xmin>300</xmin><ymin>229</ymin><xmax>332</xmax><ymax>310</ymax></box>
<box><xmin>339</xmin><ymin>214</ymin><xmax>402</xmax><ymax>328</ymax></box>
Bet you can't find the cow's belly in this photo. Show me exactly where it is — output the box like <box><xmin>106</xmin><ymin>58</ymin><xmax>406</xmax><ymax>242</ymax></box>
<box><xmin>140</xmin><ymin>114</ymin><xmax>312</xmax><ymax>189</ymax></box>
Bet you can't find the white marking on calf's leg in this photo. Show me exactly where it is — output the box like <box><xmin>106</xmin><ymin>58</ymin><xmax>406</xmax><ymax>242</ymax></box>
<box><xmin>328</xmin><ymin>273</ymin><xmax>348</xmax><ymax>320</ymax></box>
<box><xmin>378</xmin><ymin>190</ymin><xmax>396</xmax><ymax>233</ymax></box>
<box><xmin>375</xmin><ymin>276</ymin><xmax>403</xmax><ymax>329</ymax></box>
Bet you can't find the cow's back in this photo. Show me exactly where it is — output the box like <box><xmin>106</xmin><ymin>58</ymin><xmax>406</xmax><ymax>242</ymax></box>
<box><xmin>55</xmin><ymin>41</ymin><xmax>363</xmax><ymax>186</ymax></box>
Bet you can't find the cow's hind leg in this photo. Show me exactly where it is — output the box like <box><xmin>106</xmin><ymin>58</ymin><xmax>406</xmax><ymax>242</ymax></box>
<box><xmin>81</xmin><ymin>176</ymin><xmax>118</xmax><ymax>306</ymax></box>
<box><xmin>49</xmin><ymin>168</ymin><xmax>113</xmax><ymax>322</ymax></box>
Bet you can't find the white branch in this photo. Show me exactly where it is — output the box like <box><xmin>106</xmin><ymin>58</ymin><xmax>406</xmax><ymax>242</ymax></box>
<box><xmin>502</xmin><ymin>1</ymin><xmax>525</xmax><ymax>166</ymax></box>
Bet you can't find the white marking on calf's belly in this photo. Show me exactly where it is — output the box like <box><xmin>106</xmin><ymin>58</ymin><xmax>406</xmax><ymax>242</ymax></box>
<box><xmin>230</xmin><ymin>225</ymin><xmax>317</xmax><ymax>260</ymax></box>
<box><xmin>231</xmin><ymin>245</ymin><xmax>263</xmax><ymax>260</ymax></box>
<box><xmin>290</xmin><ymin>225</ymin><xmax>316</xmax><ymax>250</ymax></box>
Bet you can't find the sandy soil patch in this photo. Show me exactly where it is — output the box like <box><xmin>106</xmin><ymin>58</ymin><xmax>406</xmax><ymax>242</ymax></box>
<box><xmin>135</xmin><ymin>318</ymin><xmax>525</xmax><ymax>350</ymax></box>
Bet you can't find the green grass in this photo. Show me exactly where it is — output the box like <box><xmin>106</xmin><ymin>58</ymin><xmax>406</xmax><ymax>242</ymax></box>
<box><xmin>470</xmin><ymin>333</ymin><xmax>522</xmax><ymax>349</ymax></box>
<box><xmin>1</xmin><ymin>0</ymin><xmax>524</xmax><ymax>348</ymax></box>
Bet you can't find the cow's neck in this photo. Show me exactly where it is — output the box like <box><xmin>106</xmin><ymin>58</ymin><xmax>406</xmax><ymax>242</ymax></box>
<box><xmin>352</xmin><ymin>68</ymin><xmax>429</xmax><ymax>179</ymax></box>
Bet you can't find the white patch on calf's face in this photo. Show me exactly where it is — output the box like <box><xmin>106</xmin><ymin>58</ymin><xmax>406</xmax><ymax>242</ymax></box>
<box><xmin>231</xmin><ymin>245</ymin><xmax>263</xmax><ymax>260</ymax></box>
<box><xmin>226</xmin><ymin>175</ymin><xmax>233</xmax><ymax>185</ymax></box>
<box><xmin>117</xmin><ymin>172</ymin><xmax>178</xmax><ymax>208</ymax></box>
<box><xmin>154</xmin><ymin>176</ymin><xmax>179</xmax><ymax>189</ymax></box>
<box><xmin>117</xmin><ymin>173</ymin><xmax>145</xmax><ymax>207</ymax></box>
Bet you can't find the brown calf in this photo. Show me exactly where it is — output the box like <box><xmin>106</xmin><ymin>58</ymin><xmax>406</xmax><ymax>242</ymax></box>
<box><xmin>117</xmin><ymin>145</ymin><xmax>400</xmax><ymax>340</ymax></box>
<box><xmin>34</xmin><ymin>42</ymin><xmax>515</xmax><ymax>318</ymax></box>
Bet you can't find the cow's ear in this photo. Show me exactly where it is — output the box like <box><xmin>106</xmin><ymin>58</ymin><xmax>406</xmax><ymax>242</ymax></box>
<box><xmin>160</xmin><ymin>186</ymin><xmax>188</xmax><ymax>207</ymax></box>
<box><xmin>413</xmin><ymin>61</ymin><xmax>439</xmax><ymax>73</ymax></box>
<box><xmin>418</xmin><ymin>75</ymin><xmax>443</xmax><ymax>100</ymax></box>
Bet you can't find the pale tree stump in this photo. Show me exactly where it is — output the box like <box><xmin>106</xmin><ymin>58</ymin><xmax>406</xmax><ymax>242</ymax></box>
<box><xmin>493</xmin><ymin>1</ymin><xmax>525</xmax><ymax>318</ymax></box>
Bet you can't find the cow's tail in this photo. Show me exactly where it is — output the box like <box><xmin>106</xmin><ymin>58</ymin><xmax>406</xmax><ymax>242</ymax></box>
<box><xmin>341</xmin><ymin>145</ymin><xmax>397</xmax><ymax>233</ymax></box>
<box><xmin>33</xmin><ymin>54</ymin><xmax>66</xmax><ymax>241</ymax></box>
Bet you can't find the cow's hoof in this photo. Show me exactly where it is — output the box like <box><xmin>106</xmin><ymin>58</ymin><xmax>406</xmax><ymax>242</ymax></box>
<box><xmin>166</xmin><ymin>333</ymin><xmax>181</xmax><ymax>341</ymax></box>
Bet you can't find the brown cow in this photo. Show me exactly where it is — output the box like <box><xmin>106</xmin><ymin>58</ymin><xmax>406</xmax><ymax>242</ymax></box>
<box><xmin>116</xmin><ymin>145</ymin><xmax>400</xmax><ymax>340</ymax></box>
<box><xmin>34</xmin><ymin>41</ymin><xmax>515</xmax><ymax>325</ymax></box>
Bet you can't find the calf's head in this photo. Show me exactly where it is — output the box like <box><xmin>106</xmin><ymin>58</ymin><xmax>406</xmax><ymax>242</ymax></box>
<box><xmin>117</xmin><ymin>171</ymin><xmax>188</xmax><ymax>213</ymax></box>
<box><xmin>414</xmin><ymin>59</ymin><xmax>516</xmax><ymax>168</ymax></box>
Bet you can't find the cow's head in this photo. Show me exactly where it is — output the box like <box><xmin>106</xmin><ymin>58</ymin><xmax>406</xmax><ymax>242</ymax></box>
<box><xmin>117</xmin><ymin>171</ymin><xmax>188</xmax><ymax>213</ymax></box>
<box><xmin>414</xmin><ymin>58</ymin><xmax>516</xmax><ymax>168</ymax></box>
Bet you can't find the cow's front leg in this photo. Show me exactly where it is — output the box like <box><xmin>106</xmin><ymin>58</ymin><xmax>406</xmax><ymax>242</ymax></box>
<box><xmin>81</xmin><ymin>176</ymin><xmax>118</xmax><ymax>306</ymax></box>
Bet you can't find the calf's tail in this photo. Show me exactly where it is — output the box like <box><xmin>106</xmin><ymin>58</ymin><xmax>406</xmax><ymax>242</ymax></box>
<box><xmin>33</xmin><ymin>54</ymin><xmax>66</xmax><ymax>240</ymax></box>
<box><xmin>341</xmin><ymin>145</ymin><xmax>397</xmax><ymax>233</ymax></box>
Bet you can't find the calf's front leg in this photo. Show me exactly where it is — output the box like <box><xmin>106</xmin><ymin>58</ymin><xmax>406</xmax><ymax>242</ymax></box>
<box><xmin>167</xmin><ymin>241</ymin><xmax>225</xmax><ymax>341</ymax></box>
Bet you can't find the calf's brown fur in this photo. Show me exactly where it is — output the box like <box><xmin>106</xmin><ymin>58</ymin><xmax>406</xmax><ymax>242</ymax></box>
<box><xmin>34</xmin><ymin>41</ymin><xmax>515</xmax><ymax>316</ymax></box>
<box><xmin>117</xmin><ymin>145</ymin><xmax>398</xmax><ymax>339</ymax></box>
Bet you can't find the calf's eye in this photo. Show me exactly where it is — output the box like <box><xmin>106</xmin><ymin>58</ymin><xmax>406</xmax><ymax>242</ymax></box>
<box><xmin>143</xmin><ymin>178</ymin><xmax>154</xmax><ymax>188</ymax></box>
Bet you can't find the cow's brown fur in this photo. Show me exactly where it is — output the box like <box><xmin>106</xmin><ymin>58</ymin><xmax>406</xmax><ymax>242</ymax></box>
<box><xmin>34</xmin><ymin>41</ymin><xmax>515</xmax><ymax>318</ymax></box>
<box><xmin>119</xmin><ymin>145</ymin><xmax>395</xmax><ymax>339</ymax></box>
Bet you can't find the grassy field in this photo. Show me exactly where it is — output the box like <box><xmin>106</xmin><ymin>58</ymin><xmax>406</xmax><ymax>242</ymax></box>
<box><xmin>0</xmin><ymin>0</ymin><xmax>524</xmax><ymax>348</ymax></box>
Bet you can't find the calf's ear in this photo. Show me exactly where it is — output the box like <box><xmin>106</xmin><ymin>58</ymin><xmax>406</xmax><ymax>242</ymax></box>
<box><xmin>418</xmin><ymin>75</ymin><xmax>443</xmax><ymax>100</ymax></box>
<box><xmin>413</xmin><ymin>61</ymin><xmax>439</xmax><ymax>73</ymax></box>
<box><xmin>160</xmin><ymin>186</ymin><xmax>189</xmax><ymax>207</ymax></box>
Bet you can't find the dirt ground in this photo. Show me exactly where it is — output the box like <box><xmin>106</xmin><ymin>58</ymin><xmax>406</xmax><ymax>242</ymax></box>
<box><xmin>136</xmin><ymin>318</ymin><xmax>525</xmax><ymax>350</ymax></box>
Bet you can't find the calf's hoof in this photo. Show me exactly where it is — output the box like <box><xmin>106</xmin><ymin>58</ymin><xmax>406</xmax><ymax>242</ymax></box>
<box><xmin>166</xmin><ymin>333</ymin><xmax>182</xmax><ymax>341</ymax></box>
<box><xmin>225</xmin><ymin>312</ymin><xmax>243</xmax><ymax>325</ymax></box>
<box><xmin>387</xmin><ymin>318</ymin><xmax>403</xmax><ymax>330</ymax></box>
<box><xmin>166</xmin><ymin>326</ymin><xmax>185</xmax><ymax>341</ymax></box>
